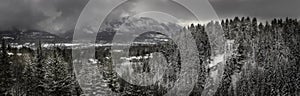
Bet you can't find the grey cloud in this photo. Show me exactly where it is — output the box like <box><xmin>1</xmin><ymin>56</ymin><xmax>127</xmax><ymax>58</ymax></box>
<box><xmin>1</xmin><ymin>0</ymin><xmax>300</xmax><ymax>34</ymax></box>
<box><xmin>209</xmin><ymin>0</ymin><xmax>300</xmax><ymax>20</ymax></box>
<box><xmin>0</xmin><ymin>0</ymin><xmax>88</xmax><ymax>33</ymax></box>
<box><xmin>0</xmin><ymin>0</ymin><xmax>46</xmax><ymax>30</ymax></box>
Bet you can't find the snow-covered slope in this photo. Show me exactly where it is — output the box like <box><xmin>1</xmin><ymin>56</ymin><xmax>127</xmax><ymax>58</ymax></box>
<box><xmin>97</xmin><ymin>17</ymin><xmax>182</xmax><ymax>44</ymax></box>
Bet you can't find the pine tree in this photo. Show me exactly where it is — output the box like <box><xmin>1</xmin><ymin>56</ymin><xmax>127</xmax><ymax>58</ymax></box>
<box><xmin>30</xmin><ymin>41</ymin><xmax>47</xmax><ymax>95</ymax></box>
<box><xmin>44</xmin><ymin>47</ymin><xmax>74</xmax><ymax>95</ymax></box>
<box><xmin>0</xmin><ymin>39</ymin><xmax>14</xmax><ymax>95</ymax></box>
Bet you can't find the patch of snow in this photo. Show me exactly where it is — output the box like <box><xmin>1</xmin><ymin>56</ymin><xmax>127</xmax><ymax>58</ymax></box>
<box><xmin>209</xmin><ymin>54</ymin><xmax>225</xmax><ymax>68</ymax></box>
<box><xmin>88</xmin><ymin>59</ymin><xmax>98</xmax><ymax>64</ymax></box>
<box><xmin>120</xmin><ymin>54</ymin><xmax>153</xmax><ymax>61</ymax></box>
<box><xmin>2</xmin><ymin>37</ymin><xmax>14</xmax><ymax>40</ymax></box>
<box><xmin>8</xmin><ymin>52</ymin><xmax>13</xmax><ymax>56</ymax></box>
<box><xmin>111</xmin><ymin>50</ymin><xmax>123</xmax><ymax>53</ymax></box>
<box><xmin>17</xmin><ymin>53</ymin><xmax>22</xmax><ymax>56</ymax></box>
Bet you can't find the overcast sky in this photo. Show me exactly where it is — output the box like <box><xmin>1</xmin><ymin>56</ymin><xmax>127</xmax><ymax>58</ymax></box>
<box><xmin>0</xmin><ymin>0</ymin><xmax>299</xmax><ymax>34</ymax></box>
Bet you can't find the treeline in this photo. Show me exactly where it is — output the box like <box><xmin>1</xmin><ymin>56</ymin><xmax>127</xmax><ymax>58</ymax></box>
<box><xmin>0</xmin><ymin>41</ymin><xmax>82</xmax><ymax>95</ymax></box>
<box><xmin>187</xmin><ymin>17</ymin><xmax>300</xmax><ymax>95</ymax></box>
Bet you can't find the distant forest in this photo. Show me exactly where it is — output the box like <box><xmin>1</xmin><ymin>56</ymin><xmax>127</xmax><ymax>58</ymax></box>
<box><xmin>0</xmin><ymin>17</ymin><xmax>300</xmax><ymax>96</ymax></box>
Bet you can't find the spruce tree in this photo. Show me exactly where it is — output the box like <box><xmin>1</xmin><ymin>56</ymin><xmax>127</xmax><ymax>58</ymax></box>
<box><xmin>0</xmin><ymin>39</ymin><xmax>14</xmax><ymax>95</ymax></box>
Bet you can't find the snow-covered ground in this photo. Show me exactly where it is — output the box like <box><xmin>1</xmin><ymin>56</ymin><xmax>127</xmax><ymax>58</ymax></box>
<box><xmin>120</xmin><ymin>54</ymin><xmax>153</xmax><ymax>61</ymax></box>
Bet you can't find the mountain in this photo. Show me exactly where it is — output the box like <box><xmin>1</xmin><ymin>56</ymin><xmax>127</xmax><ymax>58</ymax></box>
<box><xmin>95</xmin><ymin>17</ymin><xmax>182</xmax><ymax>44</ymax></box>
<box><xmin>0</xmin><ymin>17</ymin><xmax>183</xmax><ymax>44</ymax></box>
<box><xmin>0</xmin><ymin>29</ymin><xmax>66</xmax><ymax>43</ymax></box>
<box><xmin>59</xmin><ymin>29</ymin><xmax>74</xmax><ymax>42</ymax></box>
<box><xmin>59</xmin><ymin>17</ymin><xmax>182</xmax><ymax>44</ymax></box>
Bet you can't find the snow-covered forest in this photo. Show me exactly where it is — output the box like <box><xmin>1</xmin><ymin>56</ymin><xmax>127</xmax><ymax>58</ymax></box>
<box><xmin>0</xmin><ymin>17</ymin><xmax>300</xmax><ymax>95</ymax></box>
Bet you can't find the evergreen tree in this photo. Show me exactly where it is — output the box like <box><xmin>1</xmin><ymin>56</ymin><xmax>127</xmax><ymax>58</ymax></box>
<box><xmin>32</xmin><ymin>41</ymin><xmax>47</xmax><ymax>95</ymax></box>
<box><xmin>0</xmin><ymin>39</ymin><xmax>14</xmax><ymax>95</ymax></box>
<box><xmin>43</xmin><ymin>47</ymin><xmax>75</xmax><ymax>95</ymax></box>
